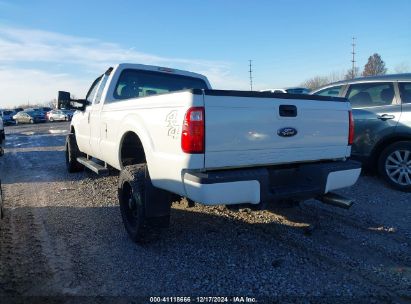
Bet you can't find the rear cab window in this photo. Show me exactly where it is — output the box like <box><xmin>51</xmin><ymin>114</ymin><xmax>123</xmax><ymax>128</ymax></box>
<box><xmin>346</xmin><ymin>82</ymin><xmax>395</xmax><ymax>108</ymax></box>
<box><xmin>113</xmin><ymin>69</ymin><xmax>209</xmax><ymax>101</ymax></box>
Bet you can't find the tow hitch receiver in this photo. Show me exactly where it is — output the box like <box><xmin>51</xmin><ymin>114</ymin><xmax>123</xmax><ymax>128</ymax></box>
<box><xmin>318</xmin><ymin>192</ymin><xmax>354</xmax><ymax>209</ymax></box>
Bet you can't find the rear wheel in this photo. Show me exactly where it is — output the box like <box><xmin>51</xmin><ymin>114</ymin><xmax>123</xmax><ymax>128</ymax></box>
<box><xmin>118</xmin><ymin>165</ymin><xmax>147</xmax><ymax>242</ymax></box>
<box><xmin>118</xmin><ymin>164</ymin><xmax>171</xmax><ymax>243</ymax></box>
<box><xmin>378</xmin><ymin>141</ymin><xmax>411</xmax><ymax>192</ymax></box>
<box><xmin>65</xmin><ymin>133</ymin><xmax>84</xmax><ymax>173</ymax></box>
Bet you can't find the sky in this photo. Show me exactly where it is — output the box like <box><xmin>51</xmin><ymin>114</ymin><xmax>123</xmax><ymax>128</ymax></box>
<box><xmin>0</xmin><ymin>0</ymin><xmax>410</xmax><ymax>107</ymax></box>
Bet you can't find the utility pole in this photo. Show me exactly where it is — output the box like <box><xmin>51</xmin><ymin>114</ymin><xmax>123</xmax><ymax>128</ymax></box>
<box><xmin>249</xmin><ymin>60</ymin><xmax>253</xmax><ymax>91</ymax></box>
<box><xmin>351</xmin><ymin>37</ymin><xmax>356</xmax><ymax>79</ymax></box>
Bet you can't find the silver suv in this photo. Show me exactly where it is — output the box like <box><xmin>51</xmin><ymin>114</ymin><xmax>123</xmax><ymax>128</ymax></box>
<box><xmin>312</xmin><ymin>74</ymin><xmax>411</xmax><ymax>192</ymax></box>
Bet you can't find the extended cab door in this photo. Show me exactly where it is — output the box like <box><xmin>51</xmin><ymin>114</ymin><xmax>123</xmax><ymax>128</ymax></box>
<box><xmin>75</xmin><ymin>76</ymin><xmax>102</xmax><ymax>155</ymax></box>
<box><xmin>345</xmin><ymin>82</ymin><xmax>401</xmax><ymax>157</ymax></box>
<box><xmin>89</xmin><ymin>74</ymin><xmax>110</xmax><ymax>157</ymax></box>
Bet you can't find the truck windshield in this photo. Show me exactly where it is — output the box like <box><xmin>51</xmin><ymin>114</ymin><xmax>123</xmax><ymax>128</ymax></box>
<box><xmin>114</xmin><ymin>69</ymin><xmax>208</xmax><ymax>100</ymax></box>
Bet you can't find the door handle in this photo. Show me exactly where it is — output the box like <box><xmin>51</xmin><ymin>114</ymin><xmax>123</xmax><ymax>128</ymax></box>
<box><xmin>279</xmin><ymin>105</ymin><xmax>297</xmax><ymax>117</ymax></box>
<box><xmin>377</xmin><ymin>114</ymin><xmax>395</xmax><ymax>121</ymax></box>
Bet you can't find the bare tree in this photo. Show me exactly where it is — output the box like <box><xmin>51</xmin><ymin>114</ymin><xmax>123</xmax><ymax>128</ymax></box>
<box><xmin>300</xmin><ymin>76</ymin><xmax>329</xmax><ymax>91</ymax></box>
<box><xmin>300</xmin><ymin>70</ymin><xmax>345</xmax><ymax>91</ymax></box>
<box><xmin>394</xmin><ymin>62</ymin><xmax>410</xmax><ymax>73</ymax></box>
<box><xmin>344</xmin><ymin>67</ymin><xmax>360</xmax><ymax>80</ymax></box>
<box><xmin>328</xmin><ymin>70</ymin><xmax>346</xmax><ymax>83</ymax></box>
<box><xmin>362</xmin><ymin>53</ymin><xmax>387</xmax><ymax>76</ymax></box>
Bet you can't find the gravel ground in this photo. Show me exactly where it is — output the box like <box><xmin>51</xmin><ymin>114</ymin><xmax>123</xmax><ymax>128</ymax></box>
<box><xmin>0</xmin><ymin>122</ymin><xmax>410</xmax><ymax>303</ymax></box>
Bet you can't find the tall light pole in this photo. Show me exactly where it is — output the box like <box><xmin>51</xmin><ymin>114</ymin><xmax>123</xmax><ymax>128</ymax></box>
<box><xmin>351</xmin><ymin>37</ymin><xmax>356</xmax><ymax>79</ymax></box>
<box><xmin>249</xmin><ymin>60</ymin><xmax>253</xmax><ymax>91</ymax></box>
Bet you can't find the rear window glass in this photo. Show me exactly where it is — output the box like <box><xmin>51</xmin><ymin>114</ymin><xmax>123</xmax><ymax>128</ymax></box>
<box><xmin>399</xmin><ymin>82</ymin><xmax>411</xmax><ymax>104</ymax></box>
<box><xmin>314</xmin><ymin>86</ymin><xmax>342</xmax><ymax>97</ymax></box>
<box><xmin>346</xmin><ymin>82</ymin><xmax>395</xmax><ymax>108</ymax></box>
<box><xmin>114</xmin><ymin>69</ymin><xmax>208</xmax><ymax>100</ymax></box>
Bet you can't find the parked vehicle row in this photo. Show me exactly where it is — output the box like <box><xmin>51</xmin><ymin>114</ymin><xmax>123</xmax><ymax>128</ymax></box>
<box><xmin>0</xmin><ymin>108</ymin><xmax>75</xmax><ymax>125</ymax></box>
<box><xmin>311</xmin><ymin>73</ymin><xmax>411</xmax><ymax>191</ymax></box>
<box><xmin>13</xmin><ymin>111</ymin><xmax>46</xmax><ymax>124</ymax></box>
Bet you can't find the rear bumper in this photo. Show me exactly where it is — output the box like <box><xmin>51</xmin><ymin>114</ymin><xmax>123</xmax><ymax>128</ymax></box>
<box><xmin>183</xmin><ymin>160</ymin><xmax>361</xmax><ymax>205</ymax></box>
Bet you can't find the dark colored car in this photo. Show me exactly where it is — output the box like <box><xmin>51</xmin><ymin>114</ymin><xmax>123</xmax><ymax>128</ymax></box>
<box><xmin>312</xmin><ymin>74</ymin><xmax>411</xmax><ymax>191</ymax></box>
<box><xmin>13</xmin><ymin>111</ymin><xmax>46</xmax><ymax>124</ymax></box>
<box><xmin>0</xmin><ymin>110</ymin><xmax>16</xmax><ymax>125</ymax></box>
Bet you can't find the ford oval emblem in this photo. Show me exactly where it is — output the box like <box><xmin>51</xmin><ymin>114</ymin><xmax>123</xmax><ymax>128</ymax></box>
<box><xmin>277</xmin><ymin>127</ymin><xmax>297</xmax><ymax>137</ymax></box>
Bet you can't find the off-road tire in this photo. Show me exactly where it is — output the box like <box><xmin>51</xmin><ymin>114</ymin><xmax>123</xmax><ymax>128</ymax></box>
<box><xmin>118</xmin><ymin>164</ymin><xmax>150</xmax><ymax>243</ymax></box>
<box><xmin>378</xmin><ymin>141</ymin><xmax>411</xmax><ymax>192</ymax></box>
<box><xmin>65</xmin><ymin>133</ymin><xmax>84</xmax><ymax>173</ymax></box>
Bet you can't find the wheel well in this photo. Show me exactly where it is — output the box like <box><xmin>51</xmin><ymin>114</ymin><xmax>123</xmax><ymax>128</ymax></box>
<box><xmin>120</xmin><ymin>132</ymin><xmax>146</xmax><ymax>167</ymax></box>
<box><xmin>370</xmin><ymin>136</ymin><xmax>411</xmax><ymax>167</ymax></box>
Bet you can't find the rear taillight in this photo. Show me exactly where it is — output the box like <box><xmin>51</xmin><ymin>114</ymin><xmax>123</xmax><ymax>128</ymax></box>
<box><xmin>181</xmin><ymin>107</ymin><xmax>205</xmax><ymax>153</ymax></box>
<box><xmin>348</xmin><ymin>111</ymin><xmax>354</xmax><ymax>145</ymax></box>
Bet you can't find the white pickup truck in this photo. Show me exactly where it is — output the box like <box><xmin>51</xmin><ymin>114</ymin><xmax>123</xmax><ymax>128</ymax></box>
<box><xmin>61</xmin><ymin>63</ymin><xmax>361</xmax><ymax>242</ymax></box>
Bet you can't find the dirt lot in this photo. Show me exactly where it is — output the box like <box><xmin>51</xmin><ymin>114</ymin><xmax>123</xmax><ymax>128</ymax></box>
<box><xmin>0</xmin><ymin>123</ymin><xmax>410</xmax><ymax>303</ymax></box>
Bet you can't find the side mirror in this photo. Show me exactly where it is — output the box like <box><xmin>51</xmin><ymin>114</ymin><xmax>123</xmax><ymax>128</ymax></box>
<box><xmin>57</xmin><ymin>91</ymin><xmax>71</xmax><ymax>109</ymax></box>
<box><xmin>69</xmin><ymin>99</ymin><xmax>89</xmax><ymax>111</ymax></box>
<box><xmin>57</xmin><ymin>91</ymin><xmax>89</xmax><ymax>111</ymax></box>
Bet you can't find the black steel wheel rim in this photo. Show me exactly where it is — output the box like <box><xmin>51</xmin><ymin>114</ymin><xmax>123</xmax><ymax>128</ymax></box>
<box><xmin>123</xmin><ymin>183</ymin><xmax>141</xmax><ymax>228</ymax></box>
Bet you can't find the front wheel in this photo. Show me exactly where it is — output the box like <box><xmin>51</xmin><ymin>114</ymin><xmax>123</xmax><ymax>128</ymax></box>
<box><xmin>378</xmin><ymin>141</ymin><xmax>411</xmax><ymax>192</ymax></box>
<box><xmin>65</xmin><ymin>133</ymin><xmax>84</xmax><ymax>173</ymax></box>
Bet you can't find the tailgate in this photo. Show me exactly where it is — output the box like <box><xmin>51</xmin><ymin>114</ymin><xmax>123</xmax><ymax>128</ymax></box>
<box><xmin>204</xmin><ymin>91</ymin><xmax>351</xmax><ymax>169</ymax></box>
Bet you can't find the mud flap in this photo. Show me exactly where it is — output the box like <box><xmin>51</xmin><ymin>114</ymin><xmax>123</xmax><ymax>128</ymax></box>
<box><xmin>143</xmin><ymin>169</ymin><xmax>176</xmax><ymax>227</ymax></box>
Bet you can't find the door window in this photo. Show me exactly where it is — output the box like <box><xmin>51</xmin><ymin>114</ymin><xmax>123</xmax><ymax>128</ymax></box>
<box><xmin>399</xmin><ymin>82</ymin><xmax>411</xmax><ymax>104</ymax></box>
<box><xmin>94</xmin><ymin>75</ymin><xmax>109</xmax><ymax>104</ymax></box>
<box><xmin>346</xmin><ymin>82</ymin><xmax>395</xmax><ymax>108</ymax></box>
<box><xmin>86</xmin><ymin>75</ymin><xmax>103</xmax><ymax>103</ymax></box>
<box><xmin>314</xmin><ymin>86</ymin><xmax>342</xmax><ymax>97</ymax></box>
